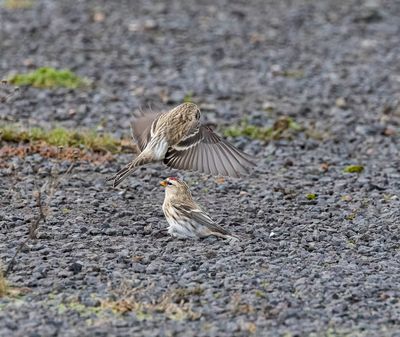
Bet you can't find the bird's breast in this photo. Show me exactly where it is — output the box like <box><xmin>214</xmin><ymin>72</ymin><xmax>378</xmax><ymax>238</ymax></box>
<box><xmin>146</xmin><ymin>136</ymin><xmax>169</xmax><ymax>160</ymax></box>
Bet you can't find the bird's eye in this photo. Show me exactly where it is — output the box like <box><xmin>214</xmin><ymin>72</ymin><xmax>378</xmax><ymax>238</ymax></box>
<box><xmin>167</xmin><ymin>181</ymin><xmax>173</xmax><ymax>186</ymax></box>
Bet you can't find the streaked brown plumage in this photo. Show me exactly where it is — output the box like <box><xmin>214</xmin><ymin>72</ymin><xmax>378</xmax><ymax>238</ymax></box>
<box><xmin>160</xmin><ymin>177</ymin><xmax>239</xmax><ymax>241</ymax></box>
<box><xmin>107</xmin><ymin>102</ymin><xmax>255</xmax><ymax>187</ymax></box>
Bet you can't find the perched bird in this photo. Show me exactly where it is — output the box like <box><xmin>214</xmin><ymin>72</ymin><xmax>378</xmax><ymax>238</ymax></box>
<box><xmin>160</xmin><ymin>177</ymin><xmax>239</xmax><ymax>241</ymax></box>
<box><xmin>107</xmin><ymin>102</ymin><xmax>255</xmax><ymax>187</ymax></box>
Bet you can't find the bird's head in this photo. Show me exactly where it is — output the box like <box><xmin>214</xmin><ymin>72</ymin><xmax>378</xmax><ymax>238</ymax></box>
<box><xmin>172</xmin><ymin>102</ymin><xmax>201</xmax><ymax>121</ymax></box>
<box><xmin>160</xmin><ymin>177</ymin><xmax>191</xmax><ymax>198</ymax></box>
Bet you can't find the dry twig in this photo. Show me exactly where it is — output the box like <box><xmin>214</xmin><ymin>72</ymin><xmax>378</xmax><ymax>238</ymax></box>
<box><xmin>5</xmin><ymin>162</ymin><xmax>74</xmax><ymax>276</ymax></box>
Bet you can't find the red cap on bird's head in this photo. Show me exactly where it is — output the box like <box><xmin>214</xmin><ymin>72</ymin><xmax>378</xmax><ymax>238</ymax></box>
<box><xmin>160</xmin><ymin>177</ymin><xmax>179</xmax><ymax>187</ymax></box>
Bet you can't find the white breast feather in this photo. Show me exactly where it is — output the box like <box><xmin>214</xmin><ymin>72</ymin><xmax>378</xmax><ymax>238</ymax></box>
<box><xmin>147</xmin><ymin>137</ymin><xmax>168</xmax><ymax>160</ymax></box>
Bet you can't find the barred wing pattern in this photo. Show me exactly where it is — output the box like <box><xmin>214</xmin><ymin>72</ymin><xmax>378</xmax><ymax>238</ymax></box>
<box><xmin>164</xmin><ymin>126</ymin><xmax>255</xmax><ymax>177</ymax></box>
<box><xmin>129</xmin><ymin>112</ymin><xmax>256</xmax><ymax>177</ymax></box>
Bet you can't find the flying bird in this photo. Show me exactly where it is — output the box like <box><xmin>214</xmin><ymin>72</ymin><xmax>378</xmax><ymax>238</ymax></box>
<box><xmin>107</xmin><ymin>102</ymin><xmax>255</xmax><ymax>187</ymax></box>
<box><xmin>160</xmin><ymin>177</ymin><xmax>239</xmax><ymax>241</ymax></box>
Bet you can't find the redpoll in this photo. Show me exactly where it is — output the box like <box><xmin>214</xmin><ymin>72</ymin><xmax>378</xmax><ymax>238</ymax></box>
<box><xmin>107</xmin><ymin>102</ymin><xmax>255</xmax><ymax>187</ymax></box>
<box><xmin>160</xmin><ymin>177</ymin><xmax>239</xmax><ymax>241</ymax></box>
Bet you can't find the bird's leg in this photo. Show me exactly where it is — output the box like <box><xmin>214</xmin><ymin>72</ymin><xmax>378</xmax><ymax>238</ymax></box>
<box><xmin>152</xmin><ymin>228</ymin><xmax>170</xmax><ymax>240</ymax></box>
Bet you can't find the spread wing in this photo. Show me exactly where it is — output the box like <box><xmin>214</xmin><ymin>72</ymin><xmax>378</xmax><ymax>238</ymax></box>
<box><xmin>130</xmin><ymin>112</ymin><xmax>160</xmax><ymax>151</ymax></box>
<box><xmin>164</xmin><ymin>126</ymin><xmax>256</xmax><ymax>177</ymax></box>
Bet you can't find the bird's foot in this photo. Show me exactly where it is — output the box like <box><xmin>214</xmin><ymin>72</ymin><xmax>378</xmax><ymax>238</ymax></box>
<box><xmin>153</xmin><ymin>228</ymin><xmax>170</xmax><ymax>239</ymax></box>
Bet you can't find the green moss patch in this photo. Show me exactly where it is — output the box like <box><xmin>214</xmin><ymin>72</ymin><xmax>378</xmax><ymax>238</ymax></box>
<box><xmin>183</xmin><ymin>91</ymin><xmax>194</xmax><ymax>103</ymax></box>
<box><xmin>306</xmin><ymin>193</ymin><xmax>317</xmax><ymax>200</ymax></box>
<box><xmin>3</xmin><ymin>0</ymin><xmax>33</xmax><ymax>9</ymax></box>
<box><xmin>343</xmin><ymin>165</ymin><xmax>364</xmax><ymax>174</ymax></box>
<box><xmin>0</xmin><ymin>125</ymin><xmax>124</xmax><ymax>153</ymax></box>
<box><xmin>224</xmin><ymin>116</ymin><xmax>302</xmax><ymax>141</ymax></box>
<box><xmin>9</xmin><ymin>67</ymin><xmax>88</xmax><ymax>89</ymax></box>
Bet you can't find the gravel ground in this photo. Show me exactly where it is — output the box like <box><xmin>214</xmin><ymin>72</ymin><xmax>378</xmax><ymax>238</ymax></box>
<box><xmin>1</xmin><ymin>0</ymin><xmax>400</xmax><ymax>336</ymax></box>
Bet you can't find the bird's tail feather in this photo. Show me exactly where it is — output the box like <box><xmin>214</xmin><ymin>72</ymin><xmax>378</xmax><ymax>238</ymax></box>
<box><xmin>107</xmin><ymin>153</ymin><xmax>152</xmax><ymax>187</ymax></box>
<box><xmin>108</xmin><ymin>163</ymin><xmax>138</xmax><ymax>187</ymax></box>
<box><xmin>212</xmin><ymin>231</ymin><xmax>241</xmax><ymax>242</ymax></box>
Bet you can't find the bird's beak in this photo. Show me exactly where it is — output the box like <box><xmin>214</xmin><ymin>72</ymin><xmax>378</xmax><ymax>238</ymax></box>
<box><xmin>160</xmin><ymin>180</ymin><xmax>168</xmax><ymax>187</ymax></box>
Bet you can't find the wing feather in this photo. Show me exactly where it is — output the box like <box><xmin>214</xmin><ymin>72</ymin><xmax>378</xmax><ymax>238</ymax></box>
<box><xmin>198</xmin><ymin>143</ymin><xmax>205</xmax><ymax>172</ymax></box>
<box><xmin>215</xmin><ymin>142</ymin><xmax>239</xmax><ymax>176</ymax></box>
<box><xmin>206</xmin><ymin>144</ymin><xmax>220</xmax><ymax>175</ymax></box>
<box><xmin>184</xmin><ymin>147</ymin><xmax>196</xmax><ymax>170</ymax></box>
<box><xmin>177</xmin><ymin>204</ymin><xmax>232</xmax><ymax>236</ymax></box>
<box><xmin>131</xmin><ymin>112</ymin><xmax>160</xmax><ymax>151</ymax></box>
<box><xmin>164</xmin><ymin>125</ymin><xmax>256</xmax><ymax>177</ymax></box>
<box><xmin>218</xmin><ymin>141</ymin><xmax>251</xmax><ymax>174</ymax></box>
